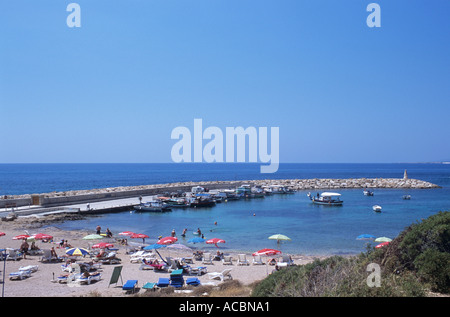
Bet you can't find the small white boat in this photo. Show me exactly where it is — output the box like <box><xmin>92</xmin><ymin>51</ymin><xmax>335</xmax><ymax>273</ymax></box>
<box><xmin>403</xmin><ymin>195</ymin><xmax>411</xmax><ymax>200</ymax></box>
<box><xmin>373</xmin><ymin>205</ymin><xmax>382</xmax><ymax>212</ymax></box>
<box><xmin>363</xmin><ymin>190</ymin><xmax>374</xmax><ymax>196</ymax></box>
<box><xmin>308</xmin><ymin>192</ymin><xmax>343</xmax><ymax>206</ymax></box>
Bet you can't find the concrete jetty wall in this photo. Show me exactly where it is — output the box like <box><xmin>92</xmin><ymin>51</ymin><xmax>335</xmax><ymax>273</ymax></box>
<box><xmin>0</xmin><ymin>177</ymin><xmax>440</xmax><ymax>209</ymax></box>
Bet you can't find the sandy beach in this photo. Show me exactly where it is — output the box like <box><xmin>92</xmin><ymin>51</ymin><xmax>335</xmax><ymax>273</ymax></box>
<box><xmin>0</xmin><ymin>216</ymin><xmax>324</xmax><ymax>297</ymax></box>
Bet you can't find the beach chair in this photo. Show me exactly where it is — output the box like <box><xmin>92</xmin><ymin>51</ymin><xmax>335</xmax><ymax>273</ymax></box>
<box><xmin>123</xmin><ymin>280</ymin><xmax>138</xmax><ymax>293</ymax></box>
<box><xmin>142</xmin><ymin>282</ymin><xmax>157</xmax><ymax>291</ymax></box>
<box><xmin>188</xmin><ymin>266</ymin><xmax>207</xmax><ymax>276</ymax></box>
<box><xmin>222</xmin><ymin>255</ymin><xmax>233</xmax><ymax>265</ymax></box>
<box><xmin>170</xmin><ymin>270</ymin><xmax>185</xmax><ymax>288</ymax></box>
<box><xmin>207</xmin><ymin>269</ymin><xmax>233</xmax><ymax>281</ymax></box>
<box><xmin>237</xmin><ymin>254</ymin><xmax>249</xmax><ymax>266</ymax></box>
<box><xmin>186</xmin><ymin>277</ymin><xmax>201</xmax><ymax>286</ymax></box>
<box><xmin>202</xmin><ymin>253</ymin><xmax>213</xmax><ymax>265</ymax></box>
<box><xmin>6</xmin><ymin>249</ymin><xmax>21</xmax><ymax>261</ymax></box>
<box><xmin>9</xmin><ymin>269</ymin><xmax>32</xmax><ymax>280</ymax></box>
<box><xmin>252</xmin><ymin>255</ymin><xmax>264</xmax><ymax>265</ymax></box>
<box><xmin>75</xmin><ymin>272</ymin><xmax>102</xmax><ymax>285</ymax></box>
<box><xmin>278</xmin><ymin>255</ymin><xmax>294</xmax><ymax>267</ymax></box>
<box><xmin>156</xmin><ymin>277</ymin><xmax>170</xmax><ymax>288</ymax></box>
<box><xmin>40</xmin><ymin>249</ymin><xmax>61</xmax><ymax>262</ymax></box>
<box><xmin>19</xmin><ymin>265</ymin><xmax>39</xmax><ymax>273</ymax></box>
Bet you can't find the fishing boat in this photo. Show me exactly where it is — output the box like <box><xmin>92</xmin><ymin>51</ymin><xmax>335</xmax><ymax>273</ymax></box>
<box><xmin>363</xmin><ymin>190</ymin><xmax>374</xmax><ymax>196</ymax></box>
<box><xmin>165</xmin><ymin>198</ymin><xmax>190</xmax><ymax>208</ymax></box>
<box><xmin>373</xmin><ymin>205</ymin><xmax>382</xmax><ymax>212</ymax></box>
<box><xmin>134</xmin><ymin>201</ymin><xmax>172</xmax><ymax>212</ymax></box>
<box><xmin>189</xmin><ymin>197</ymin><xmax>216</xmax><ymax>208</ymax></box>
<box><xmin>307</xmin><ymin>192</ymin><xmax>343</xmax><ymax>206</ymax></box>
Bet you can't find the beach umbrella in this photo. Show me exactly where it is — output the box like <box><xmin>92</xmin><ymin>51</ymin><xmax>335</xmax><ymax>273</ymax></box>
<box><xmin>65</xmin><ymin>247</ymin><xmax>90</xmax><ymax>256</ymax></box>
<box><xmin>268</xmin><ymin>234</ymin><xmax>291</xmax><ymax>248</ymax></box>
<box><xmin>375</xmin><ymin>242</ymin><xmax>390</xmax><ymax>248</ymax></box>
<box><xmin>167</xmin><ymin>243</ymin><xmax>193</xmax><ymax>252</ymax></box>
<box><xmin>92</xmin><ymin>242</ymin><xmax>114</xmax><ymax>249</ymax></box>
<box><xmin>206</xmin><ymin>238</ymin><xmax>226</xmax><ymax>248</ymax></box>
<box><xmin>32</xmin><ymin>233</ymin><xmax>53</xmax><ymax>240</ymax></box>
<box><xmin>157</xmin><ymin>236</ymin><xmax>178</xmax><ymax>245</ymax></box>
<box><xmin>143</xmin><ymin>243</ymin><xmax>168</xmax><ymax>263</ymax></box>
<box><xmin>130</xmin><ymin>233</ymin><xmax>149</xmax><ymax>243</ymax></box>
<box><xmin>118</xmin><ymin>231</ymin><xmax>135</xmax><ymax>236</ymax></box>
<box><xmin>375</xmin><ymin>237</ymin><xmax>392</xmax><ymax>243</ymax></box>
<box><xmin>188</xmin><ymin>237</ymin><xmax>206</xmax><ymax>244</ymax></box>
<box><xmin>82</xmin><ymin>234</ymin><xmax>104</xmax><ymax>240</ymax></box>
<box><xmin>143</xmin><ymin>243</ymin><xmax>167</xmax><ymax>251</ymax></box>
<box><xmin>12</xmin><ymin>234</ymin><xmax>30</xmax><ymax>240</ymax></box>
<box><xmin>252</xmin><ymin>248</ymin><xmax>281</xmax><ymax>256</ymax></box>
<box><xmin>357</xmin><ymin>234</ymin><xmax>376</xmax><ymax>240</ymax></box>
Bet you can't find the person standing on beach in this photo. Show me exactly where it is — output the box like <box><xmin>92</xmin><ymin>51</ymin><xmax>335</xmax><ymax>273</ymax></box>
<box><xmin>96</xmin><ymin>225</ymin><xmax>101</xmax><ymax>235</ymax></box>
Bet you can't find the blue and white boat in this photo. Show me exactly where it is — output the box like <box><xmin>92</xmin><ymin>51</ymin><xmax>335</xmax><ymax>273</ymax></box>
<box><xmin>308</xmin><ymin>192</ymin><xmax>343</xmax><ymax>206</ymax></box>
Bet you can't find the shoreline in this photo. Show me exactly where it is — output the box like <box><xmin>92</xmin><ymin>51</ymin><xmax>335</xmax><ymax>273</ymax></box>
<box><xmin>0</xmin><ymin>219</ymin><xmax>332</xmax><ymax>297</ymax></box>
<box><xmin>0</xmin><ymin>177</ymin><xmax>440</xmax><ymax>209</ymax></box>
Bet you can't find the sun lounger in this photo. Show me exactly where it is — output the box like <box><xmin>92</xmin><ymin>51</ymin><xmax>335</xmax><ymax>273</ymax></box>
<box><xmin>252</xmin><ymin>255</ymin><xmax>264</xmax><ymax>265</ymax></box>
<box><xmin>207</xmin><ymin>269</ymin><xmax>232</xmax><ymax>281</ymax></box>
<box><xmin>123</xmin><ymin>279</ymin><xmax>138</xmax><ymax>293</ymax></box>
<box><xmin>6</xmin><ymin>249</ymin><xmax>21</xmax><ymax>261</ymax></box>
<box><xmin>186</xmin><ymin>277</ymin><xmax>201</xmax><ymax>286</ymax></box>
<box><xmin>237</xmin><ymin>254</ymin><xmax>249</xmax><ymax>266</ymax></box>
<box><xmin>143</xmin><ymin>282</ymin><xmax>157</xmax><ymax>291</ymax></box>
<box><xmin>139</xmin><ymin>259</ymin><xmax>166</xmax><ymax>271</ymax></box>
<box><xmin>75</xmin><ymin>272</ymin><xmax>102</xmax><ymax>285</ymax></box>
<box><xmin>19</xmin><ymin>265</ymin><xmax>39</xmax><ymax>273</ymax></box>
<box><xmin>170</xmin><ymin>270</ymin><xmax>184</xmax><ymax>288</ymax></box>
<box><xmin>222</xmin><ymin>255</ymin><xmax>233</xmax><ymax>265</ymax></box>
<box><xmin>156</xmin><ymin>277</ymin><xmax>170</xmax><ymax>288</ymax></box>
<box><xmin>202</xmin><ymin>253</ymin><xmax>213</xmax><ymax>264</ymax></box>
<box><xmin>188</xmin><ymin>266</ymin><xmax>207</xmax><ymax>276</ymax></box>
<box><xmin>277</xmin><ymin>255</ymin><xmax>294</xmax><ymax>267</ymax></box>
<box><xmin>9</xmin><ymin>269</ymin><xmax>32</xmax><ymax>280</ymax></box>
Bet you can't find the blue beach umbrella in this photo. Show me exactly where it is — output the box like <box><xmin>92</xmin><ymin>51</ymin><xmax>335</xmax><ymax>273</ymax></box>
<box><xmin>143</xmin><ymin>243</ymin><xmax>167</xmax><ymax>251</ymax></box>
<box><xmin>143</xmin><ymin>243</ymin><xmax>167</xmax><ymax>263</ymax></box>
<box><xmin>187</xmin><ymin>237</ymin><xmax>206</xmax><ymax>244</ymax></box>
<box><xmin>357</xmin><ymin>234</ymin><xmax>376</xmax><ymax>240</ymax></box>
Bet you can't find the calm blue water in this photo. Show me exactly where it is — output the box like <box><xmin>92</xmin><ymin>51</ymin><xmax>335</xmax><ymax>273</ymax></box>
<box><xmin>1</xmin><ymin>163</ymin><xmax>450</xmax><ymax>255</ymax></box>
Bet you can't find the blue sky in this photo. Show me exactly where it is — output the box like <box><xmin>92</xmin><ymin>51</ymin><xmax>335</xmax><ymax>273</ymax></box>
<box><xmin>1</xmin><ymin>0</ymin><xmax>449</xmax><ymax>163</ymax></box>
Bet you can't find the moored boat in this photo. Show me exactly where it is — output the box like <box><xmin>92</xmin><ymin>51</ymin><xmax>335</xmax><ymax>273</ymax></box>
<box><xmin>134</xmin><ymin>201</ymin><xmax>172</xmax><ymax>212</ymax></box>
<box><xmin>363</xmin><ymin>190</ymin><xmax>374</xmax><ymax>196</ymax></box>
<box><xmin>307</xmin><ymin>192</ymin><xmax>343</xmax><ymax>206</ymax></box>
<box><xmin>373</xmin><ymin>205</ymin><xmax>382</xmax><ymax>212</ymax></box>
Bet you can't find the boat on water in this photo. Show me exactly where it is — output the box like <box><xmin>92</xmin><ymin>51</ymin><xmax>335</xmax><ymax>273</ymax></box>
<box><xmin>164</xmin><ymin>198</ymin><xmax>190</xmax><ymax>208</ymax></box>
<box><xmin>307</xmin><ymin>192</ymin><xmax>343</xmax><ymax>206</ymax></box>
<box><xmin>363</xmin><ymin>190</ymin><xmax>374</xmax><ymax>196</ymax></box>
<box><xmin>134</xmin><ymin>201</ymin><xmax>172</xmax><ymax>212</ymax></box>
<box><xmin>403</xmin><ymin>195</ymin><xmax>411</xmax><ymax>200</ymax></box>
<box><xmin>373</xmin><ymin>205</ymin><xmax>382</xmax><ymax>212</ymax></box>
<box><xmin>189</xmin><ymin>197</ymin><xmax>216</xmax><ymax>208</ymax></box>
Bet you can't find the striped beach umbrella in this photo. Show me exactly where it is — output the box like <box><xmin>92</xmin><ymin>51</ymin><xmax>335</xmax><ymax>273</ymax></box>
<box><xmin>66</xmin><ymin>247</ymin><xmax>90</xmax><ymax>256</ymax></box>
<box><xmin>206</xmin><ymin>238</ymin><xmax>225</xmax><ymax>248</ymax></box>
<box><xmin>157</xmin><ymin>236</ymin><xmax>178</xmax><ymax>245</ymax></box>
<box><xmin>12</xmin><ymin>234</ymin><xmax>30</xmax><ymax>240</ymax></box>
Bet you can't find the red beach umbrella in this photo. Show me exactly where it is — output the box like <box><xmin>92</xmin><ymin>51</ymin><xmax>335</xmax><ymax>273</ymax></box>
<box><xmin>12</xmin><ymin>234</ymin><xmax>30</xmax><ymax>240</ymax></box>
<box><xmin>118</xmin><ymin>231</ymin><xmax>135</xmax><ymax>236</ymax></box>
<box><xmin>252</xmin><ymin>248</ymin><xmax>281</xmax><ymax>256</ymax></box>
<box><xmin>375</xmin><ymin>242</ymin><xmax>390</xmax><ymax>248</ymax></box>
<box><xmin>157</xmin><ymin>236</ymin><xmax>178</xmax><ymax>245</ymax></box>
<box><xmin>92</xmin><ymin>242</ymin><xmax>114</xmax><ymax>249</ymax></box>
<box><xmin>206</xmin><ymin>238</ymin><xmax>226</xmax><ymax>248</ymax></box>
<box><xmin>32</xmin><ymin>233</ymin><xmax>53</xmax><ymax>240</ymax></box>
<box><xmin>130</xmin><ymin>233</ymin><xmax>149</xmax><ymax>243</ymax></box>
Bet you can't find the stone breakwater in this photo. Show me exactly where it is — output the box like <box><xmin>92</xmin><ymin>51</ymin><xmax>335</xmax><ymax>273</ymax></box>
<box><xmin>0</xmin><ymin>178</ymin><xmax>440</xmax><ymax>209</ymax></box>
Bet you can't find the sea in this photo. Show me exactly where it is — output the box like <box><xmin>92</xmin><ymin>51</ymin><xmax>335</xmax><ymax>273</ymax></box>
<box><xmin>1</xmin><ymin>163</ymin><xmax>449</xmax><ymax>256</ymax></box>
